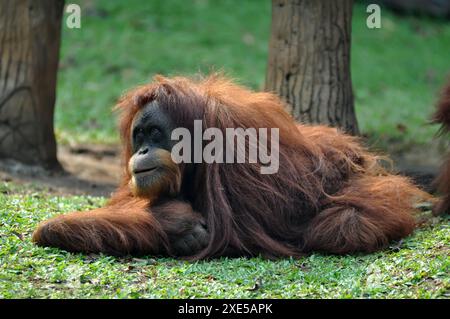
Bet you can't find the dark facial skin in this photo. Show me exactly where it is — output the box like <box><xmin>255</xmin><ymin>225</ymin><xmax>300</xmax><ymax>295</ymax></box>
<box><xmin>131</xmin><ymin>102</ymin><xmax>175</xmax><ymax>156</ymax></box>
<box><xmin>129</xmin><ymin>102</ymin><xmax>178</xmax><ymax>197</ymax></box>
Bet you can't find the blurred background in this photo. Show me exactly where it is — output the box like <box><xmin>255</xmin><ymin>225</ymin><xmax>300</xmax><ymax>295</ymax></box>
<box><xmin>55</xmin><ymin>0</ymin><xmax>450</xmax><ymax>150</ymax></box>
<box><xmin>0</xmin><ymin>0</ymin><xmax>449</xmax><ymax>194</ymax></box>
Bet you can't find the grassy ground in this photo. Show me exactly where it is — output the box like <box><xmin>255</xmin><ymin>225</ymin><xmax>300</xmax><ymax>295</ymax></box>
<box><xmin>0</xmin><ymin>183</ymin><xmax>448</xmax><ymax>298</ymax></box>
<box><xmin>0</xmin><ymin>1</ymin><xmax>449</xmax><ymax>299</ymax></box>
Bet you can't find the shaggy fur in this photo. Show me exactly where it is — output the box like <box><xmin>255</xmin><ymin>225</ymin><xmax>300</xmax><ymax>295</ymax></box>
<box><xmin>33</xmin><ymin>75</ymin><xmax>431</xmax><ymax>259</ymax></box>
<box><xmin>432</xmin><ymin>78</ymin><xmax>450</xmax><ymax>215</ymax></box>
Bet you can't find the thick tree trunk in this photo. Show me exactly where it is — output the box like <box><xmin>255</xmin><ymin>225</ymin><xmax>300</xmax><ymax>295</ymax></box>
<box><xmin>266</xmin><ymin>0</ymin><xmax>359</xmax><ymax>135</ymax></box>
<box><xmin>0</xmin><ymin>0</ymin><xmax>64</xmax><ymax>168</ymax></box>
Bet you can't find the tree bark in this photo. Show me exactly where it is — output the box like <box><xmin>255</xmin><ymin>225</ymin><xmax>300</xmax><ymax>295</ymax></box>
<box><xmin>266</xmin><ymin>0</ymin><xmax>359</xmax><ymax>135</ymax></box>
<box><xmin>0</xmin><ymin>0</ymin><xmax>64</xmax><ymax>168</ymax></box>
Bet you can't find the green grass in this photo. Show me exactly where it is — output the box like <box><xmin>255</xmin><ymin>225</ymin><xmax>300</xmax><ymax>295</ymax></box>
<box><xmin>0</xmin><ymin>182</ymin><xmax>448</xmax><ymax>298</ymax></box>
<box><xmin>56</xmin><ymin>0</ymin><xmax>450</xmax><ymax>147</ymax></box>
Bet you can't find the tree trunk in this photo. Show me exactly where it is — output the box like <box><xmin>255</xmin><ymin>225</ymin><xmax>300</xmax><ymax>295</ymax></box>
<box><xmin>266</xmin><ymin>0</ymin><xmax>359</xmax><ymax>135</ymax></box>
<box><xmin>0</xmin><ymin>0</ymin><xmax>64</xmax><ymax>168</ymax></box>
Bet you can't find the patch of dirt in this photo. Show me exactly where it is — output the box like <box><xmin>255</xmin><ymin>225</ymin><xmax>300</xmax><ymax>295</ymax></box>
<box><xmin>0</xmin><ymin>140</ymin><xmax>446</xmax><ymax>197</ymax></box>
<box><xmin>0</xmin><ymin>144</ymin><xmax>122</xmax><ymax>197</ymax></box>
<box><xmin>387</xmin><ymin>141</ymin><xmax>446</xmax><ymax>192</ymax></box>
